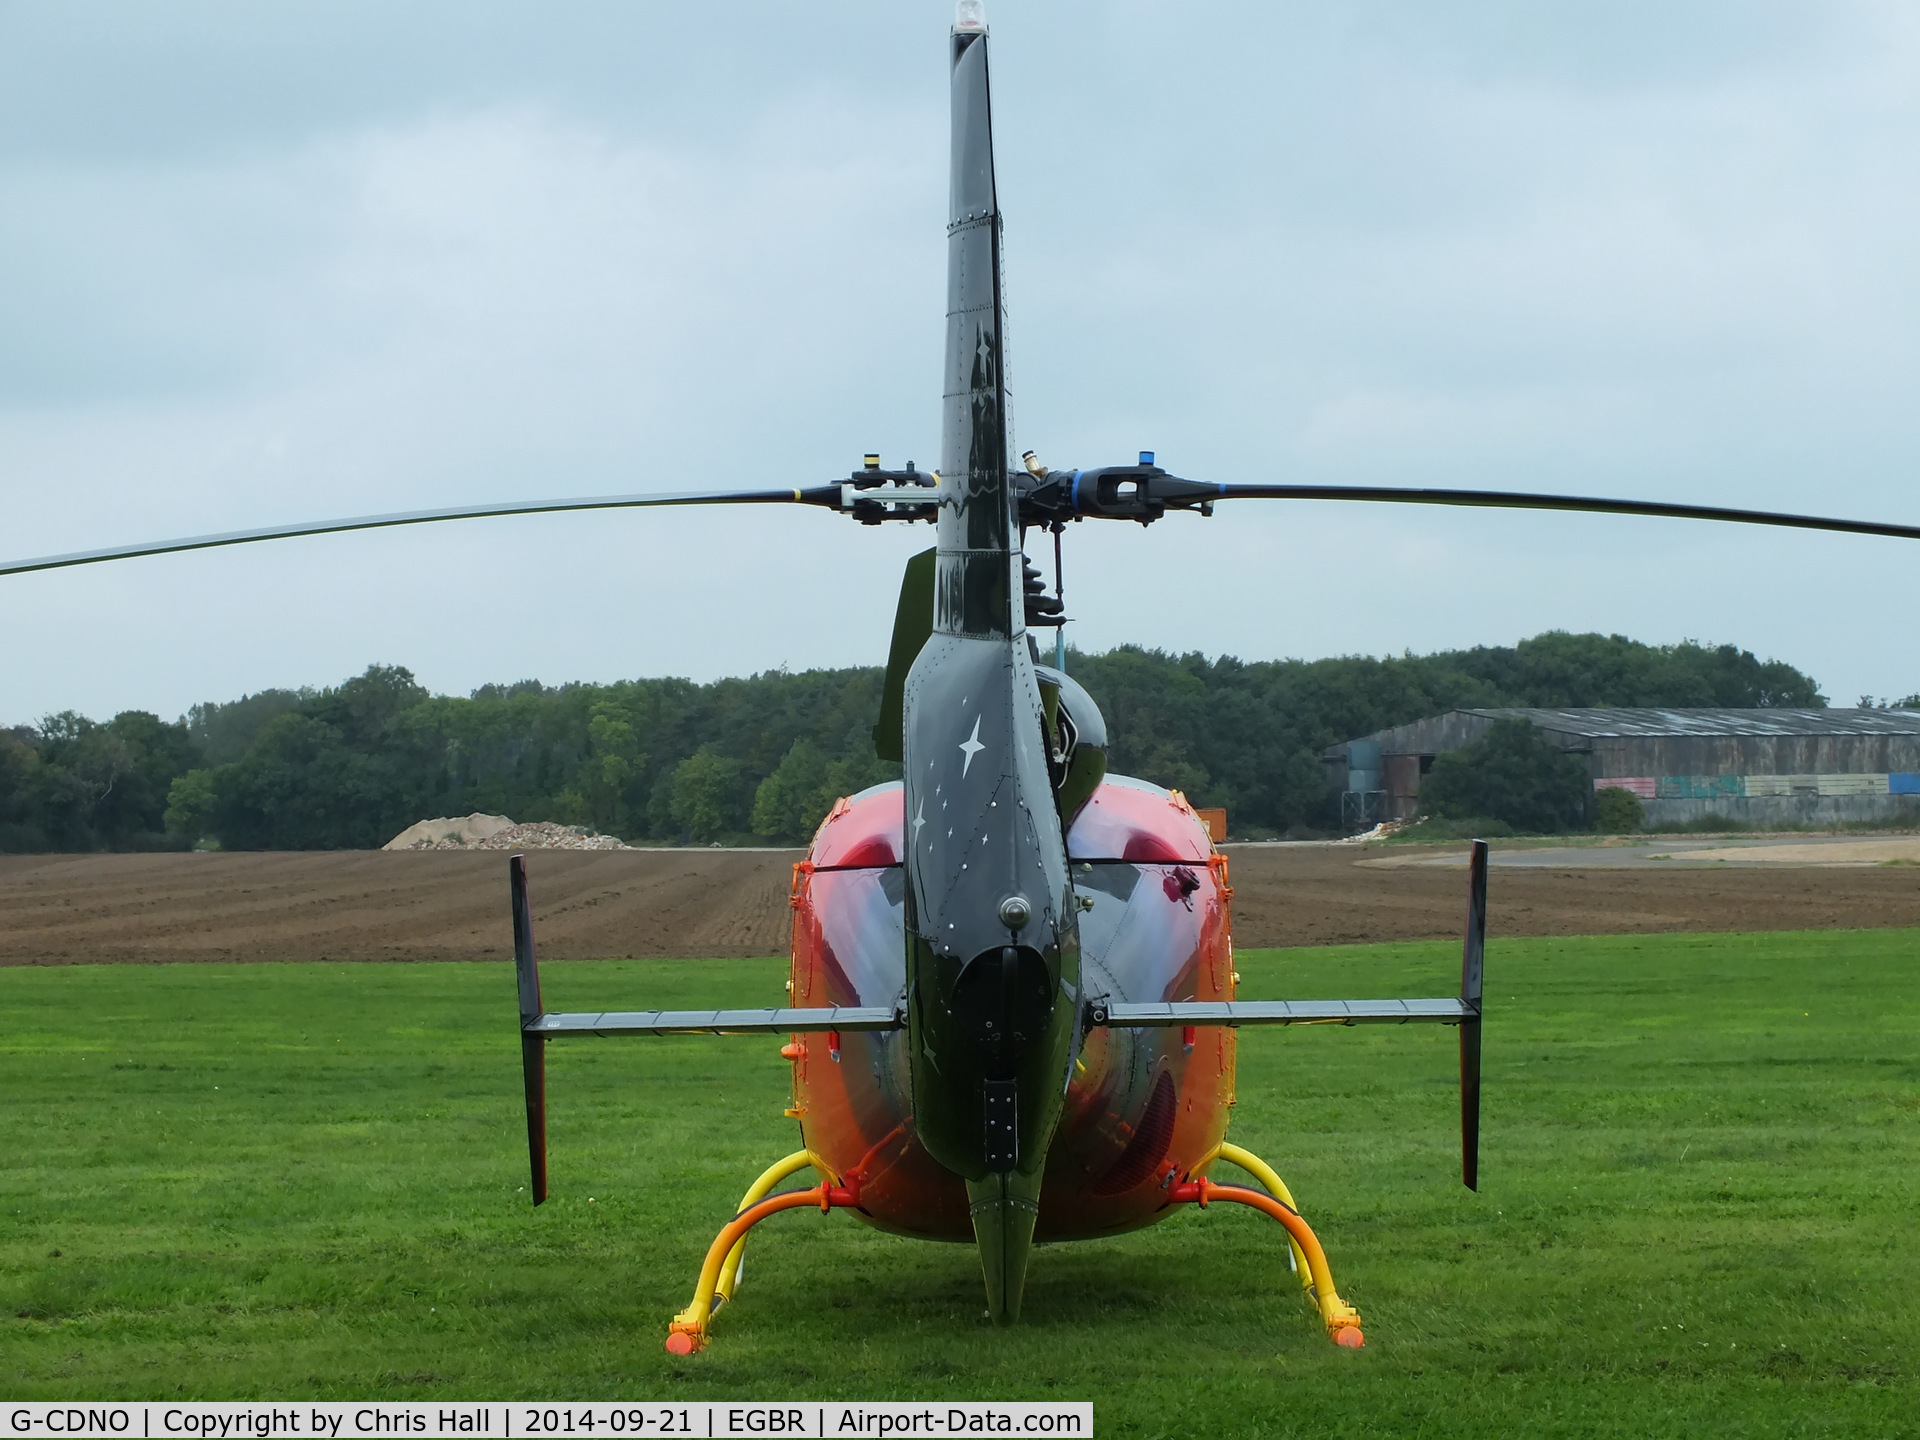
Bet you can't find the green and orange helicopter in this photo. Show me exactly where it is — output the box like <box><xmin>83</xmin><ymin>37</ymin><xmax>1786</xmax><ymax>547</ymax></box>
<box><xmin>7</xmin><ymin>2</ymin><xmax>1918</xmax><ymax>1355</ymax></box>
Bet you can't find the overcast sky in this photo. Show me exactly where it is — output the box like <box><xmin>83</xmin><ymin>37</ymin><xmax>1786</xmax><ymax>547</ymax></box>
<box><xmin>4</xmin><ymin>1</ymin><xmax>1917</xmax><ymax>724</ymax></box>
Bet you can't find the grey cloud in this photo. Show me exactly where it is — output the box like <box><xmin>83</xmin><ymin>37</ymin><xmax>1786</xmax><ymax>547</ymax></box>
<box><xmin>3</xmin><ymin>1</ymin><xmax>1917</xmax><ymax>721</ymax></box>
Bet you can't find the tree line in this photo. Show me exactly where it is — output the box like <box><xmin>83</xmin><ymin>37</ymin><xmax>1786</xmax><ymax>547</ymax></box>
<box><xmin>0</xmin><ymin>631</ymin><xmax>1828</xmax><ymax>852</ymax></box>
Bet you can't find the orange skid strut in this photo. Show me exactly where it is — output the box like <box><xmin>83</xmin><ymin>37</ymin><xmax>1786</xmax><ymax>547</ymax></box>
<box><xmin>1167</xmin><ymin>1177</ymin><xmax>1365</xmax><ymax>1348</ymax></box>
<box><xmin>665</xmin><ymin>1182</ymin><xmax>860</xmax><ymax>1354</ymax></box>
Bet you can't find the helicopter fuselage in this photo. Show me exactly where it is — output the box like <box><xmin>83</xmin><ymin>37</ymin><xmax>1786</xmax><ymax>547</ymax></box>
<box><xmin>789</xmin><ymin>773</ymin><xmax>1237</xmax><ymax>1245</ymax></box>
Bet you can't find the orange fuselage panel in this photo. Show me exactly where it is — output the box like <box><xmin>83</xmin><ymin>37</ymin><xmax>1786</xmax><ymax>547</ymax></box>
<box><xmin>787</xmin><ymin>777</ymin><xmax>1235</xmax><ymax>1242</ymax></box>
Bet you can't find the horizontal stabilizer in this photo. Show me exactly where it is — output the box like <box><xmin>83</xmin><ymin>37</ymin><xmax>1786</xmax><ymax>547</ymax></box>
<box><xmin>1089</xmin><ymin>997</ymin><xmax>1472</xmax><ymax>1028</ymax></box>
<box><xmin>509</xmin><ymin>852</ymin><xmax>901</xmax><ymax>1207</ymax></box>
<box><xmin>525</xmin><ymin>1005</ymin><xmax>903</xmax><ymax>1038</ymax></box>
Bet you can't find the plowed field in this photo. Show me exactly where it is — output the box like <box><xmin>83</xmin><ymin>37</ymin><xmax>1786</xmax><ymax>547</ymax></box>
<box><xmin>5</xmin><ymin>842</ymin><xmax>1919</xmax><ymax>964</ymax></box>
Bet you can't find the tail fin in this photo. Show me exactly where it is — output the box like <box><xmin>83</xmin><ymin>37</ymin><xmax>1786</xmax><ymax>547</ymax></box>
<box><xmin>937</xmin><ymin>7</ymin><xmax>1017</xmax><ymax>638</ymax></box>
<box><xmin>873</xmin><ymin>546</ymin><xmax>937</xmax><ymax>762</ymax></box>
<box><xmin>1459</xmin><ymin>839</ymin><xmax>1487</xmax><ymax>1191</ymax></box>
<box><xmin>511</xmin><ymin>854</ymin><xmax>549</xmax><ymax>1205</ymax></box>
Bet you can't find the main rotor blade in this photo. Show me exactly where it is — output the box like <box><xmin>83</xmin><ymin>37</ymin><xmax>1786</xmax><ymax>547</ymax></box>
<box><xmin>0</xmin><ymin>485</ymin><xmax>842</xmax><ymax>578</ymax></box>
<box><xmin>1206</xmin><ymin>483</ymin><xmax>1920</xmax><ymax>543</ymax></box>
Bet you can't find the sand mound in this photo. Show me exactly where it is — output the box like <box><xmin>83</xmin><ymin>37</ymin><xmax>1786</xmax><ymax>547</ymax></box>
<box><xmin>383</xmin><ymin>814</ymin><xmax>515</xmax><ymax>850</ymax></box>
<box><xmin>384</xmin><ymin>815</ymin><xmax>630</xmax><ymax>852</ymax></box>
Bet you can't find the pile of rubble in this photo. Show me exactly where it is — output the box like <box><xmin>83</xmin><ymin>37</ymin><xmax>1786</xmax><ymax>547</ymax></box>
<box><xmin>458</xmin><ymin>822</ymin><xmax>632</xmax><ymax>851</ymax></box>
<box><xmin>1337</xmin><ymin>818</ymin><xmax>1419</xmax><ymax>844</ymax></box>
<box><xmin>384</xmin><ymin>813</ymin><xmax>632</xmax><ymax>852</ymax></box>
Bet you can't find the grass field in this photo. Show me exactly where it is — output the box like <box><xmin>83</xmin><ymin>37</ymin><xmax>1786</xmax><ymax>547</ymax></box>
<box><xmin>2</xmin><ymin>932</ymin><xmax>1916</xmax><ymax>1436</ymax></box>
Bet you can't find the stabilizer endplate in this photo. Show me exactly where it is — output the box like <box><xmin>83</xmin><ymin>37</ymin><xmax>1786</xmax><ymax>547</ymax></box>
<box><xmin>510</xmin><ymin>854</ymin><xmax>549</xmax><ymax>1206</ymax></box>
<box><xmin>507</xmin><ymin>855</ymin><xmax>903</xmax><ymax>1208</ymax></box>
<box><xmin>1092</xmin><ymin>837</ymin><xmax>1491</xmax><ymax>1191</ymax></box>
<box><xmin>1460</xmin><ymin>838</ymin><xmax>1488</xmax><ymax>1191</ymax></box>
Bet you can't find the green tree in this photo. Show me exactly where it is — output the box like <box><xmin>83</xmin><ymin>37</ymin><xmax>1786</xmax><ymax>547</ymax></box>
<box><xmin>164</xmin><ymin>769</ymin><xmax>218</xmax><ymax>842</ymax></box>
<box><xmin>17</xmin><ymin>709</ymin><xmax>199</xmax><ymax>849</ymax></box>
<box><xmin>1421</xmin><ymin>719</ymin><xmax>1592</xmax><ymax>834</ymax></box>
<box><xmin>208</xmin><ymin>712</ymin><xmax>392</xmax><ymax>849</ymax></box>
<box><xmin>188</xmin><ymin>689</ymin><xmax>310</xmax><ymax>765</ymax></box>
<box><xmin>304</xmin><ymin>665</ymin><xmax>429</xmax><ymax>748</ymax></box>
<box><xmin>1</xmin><ymin>631</ymin><xmax>1826</xmax><ymax>851</ymax></box>
<box><xmin>751</xmin><ymin>736</ymin><xmax>898</xmax><ymax>843</ymax></box>
<box><xmin>1594</xmin><ymin>786</ymin><xmax>1645</xmax><ymax>834</ymax></box>
<box><xmin>752</xmin><ymin>738</ymin><xmax>830</xmax><ymax>841</ymax></box>
<box><xmin>668</xmin><ymin>748</ymin><xmax>746</xmax><ymax>842</ymax></box>
<box><xmin>95</xmin><ymin>711</ymin><xmax>201</xmax><ymax>843</ymax></box>
<box><xmin>0</xmin><ymin>730</ymin><xmax>45</xmax><ymax>851</ymax></box>
<box><xmin>820</xmin><ymin>750</ymin><xmax>895</xmax><ymax>815</ymax></box>
<box><xmin>584</xmin><ymin>701</ymin><xmax>645</xmax><ymax>833</ymax></box>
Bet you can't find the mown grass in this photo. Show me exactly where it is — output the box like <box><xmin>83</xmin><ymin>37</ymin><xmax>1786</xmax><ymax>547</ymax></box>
<box><xmin>2</xmin><ymin>931</ymin><xmax>1916</xmax><ymax>1436</ymax></box>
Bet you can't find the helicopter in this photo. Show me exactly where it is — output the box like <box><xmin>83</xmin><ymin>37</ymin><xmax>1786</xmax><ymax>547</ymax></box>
<box><xmin>7</xmin><ymin>2</ymin><xmax>1920</xmax><ymax>1356</ymax></box>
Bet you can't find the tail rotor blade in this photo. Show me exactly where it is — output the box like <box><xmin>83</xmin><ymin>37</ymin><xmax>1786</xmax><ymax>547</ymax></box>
<box><xmin>1460</xmin><ymin>839</ymin><xmax>1488</xmax><ymax>1191</ymax></box>
<box><xmin>511</xmin><ymin>854</ymin><xmax>549</xmax><ymax>1206</ymax></box>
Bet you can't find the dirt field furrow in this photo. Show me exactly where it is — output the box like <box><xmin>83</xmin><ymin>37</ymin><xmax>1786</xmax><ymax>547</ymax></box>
<box><xmin>4</xmin><ymin>843</ymin><xmax>1917</xmax><ymax>966</ymax></box>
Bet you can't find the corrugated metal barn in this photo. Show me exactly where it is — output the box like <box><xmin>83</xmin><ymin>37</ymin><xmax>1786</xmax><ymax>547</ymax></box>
<box><xmin>1324</xmin><ymin>708</ymin><xmax>1920</xmax><ymax>827</ymax></box>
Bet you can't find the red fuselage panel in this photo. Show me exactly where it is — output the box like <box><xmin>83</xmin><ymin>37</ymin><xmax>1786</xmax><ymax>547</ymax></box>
<box><xmin>787</xmin><ymin>778</ymin><xmax>1235</xmax><ymax>1243</ymax></box>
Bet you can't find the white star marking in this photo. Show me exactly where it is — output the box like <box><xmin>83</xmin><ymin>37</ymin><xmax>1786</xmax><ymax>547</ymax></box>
<box><xmin>959</xmin><ymin>716</ymin><xmax>985</xmax><ymax>776</ymax></box>
<box><xmin>911</xmin><ymin>799</ymin><xmax>926</xmax><ymax>840</ymax></box>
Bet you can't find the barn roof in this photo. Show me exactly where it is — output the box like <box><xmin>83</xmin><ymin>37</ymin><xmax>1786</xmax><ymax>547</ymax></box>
<box><xmin>1462</xmin><ymin>707</ymin><xmax>1920</xmax><ymax>738</ymax></box>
